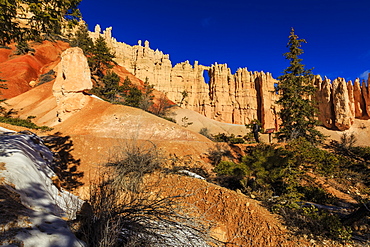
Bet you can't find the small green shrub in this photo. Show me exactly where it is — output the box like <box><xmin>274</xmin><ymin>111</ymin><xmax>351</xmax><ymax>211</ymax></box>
<box><xmin>0</xmin><ymin>116</ymin><xmax>53</xmax><ymax>131</ymax></box>
<box><xmin>212</xmin><ymin>133</ymin><xmax>245</xmax><ymax>144</ymax></box>
<box><xmin>302</xmin><ymin>206</ymin><xmax>352</xmax><ymax>241</ymax></box>
<box><xmin>214</xmin><ymin>160</ymin><xmax>249</xmax><ymax>177</ymax></box>
<box><xmin>349</xmin><ymin>146</ymin><xmax>370</xmax><ymax>160</ymax></box>
<box><xmin>287</xmin><ymin>137</ymin><xmax>339</xmax><ymax>175</ymax></box>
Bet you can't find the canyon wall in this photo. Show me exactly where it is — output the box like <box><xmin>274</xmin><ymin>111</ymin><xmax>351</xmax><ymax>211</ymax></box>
<box><xmin>90</xmin><ymin>25</ymin><xmax>369</xmax><ymax>131</ymax></box>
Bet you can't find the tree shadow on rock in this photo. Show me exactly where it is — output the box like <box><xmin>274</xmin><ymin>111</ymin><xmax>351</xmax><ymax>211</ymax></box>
<box><xmin>0</xmin><ymin>182</ymin><xmax>84</xmax><ymax>246</ymax></box>
<box><xmin>42</xmin><ymin>133</ymin><xmax>84</xmax><ymax>190</ymax></box>
<box><xmin>0</xmin><ymin>185</ymin><xmax>31</xmax><ymax>245</ymax></box>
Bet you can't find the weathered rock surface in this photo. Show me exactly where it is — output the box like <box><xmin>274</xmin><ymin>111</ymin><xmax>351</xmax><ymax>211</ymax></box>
<box><xmin>52</xmin><ymin>47</ymin><xmax>92</xmax><ymax>123</ymax></box>
<box><xmin>315</xmin><ymin>75</ymin><xmax>370</xmax><ymax>130</ymax></box>
<box><xmin>332</xmin><ymin>77</ymin><xmax>354</xmax><ymax>130</ymax></box>
<box><xmin>90</xmin><ymin>26</ymin><xmax>279</xmax><ymax>129</ymax></box>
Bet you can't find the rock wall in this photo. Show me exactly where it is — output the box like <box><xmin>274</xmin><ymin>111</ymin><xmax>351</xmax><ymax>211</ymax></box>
<box><xmin>315</xmin><ymin>75</ymin><xmax>370</xmax><ymax>130</ymax></box>
<box><xmin>90</xmin><ymin>25</ymin><xmax>369</xmax><ymax>131</ymax></box>
<box><xmin>89</xmin><ymin>25</ymin><xmax>279</xmax><ymax>129</ymax></box>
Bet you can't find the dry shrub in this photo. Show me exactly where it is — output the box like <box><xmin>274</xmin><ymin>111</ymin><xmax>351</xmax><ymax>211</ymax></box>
<box><xmin>76</xmin><ymin>140</ymin><xmax>220</xmax><ymax>247</ymax></box>
<box><xmin>106</xmin><ymin>140</ymin><xmax>162</xmax><ymax>193</ymax></box>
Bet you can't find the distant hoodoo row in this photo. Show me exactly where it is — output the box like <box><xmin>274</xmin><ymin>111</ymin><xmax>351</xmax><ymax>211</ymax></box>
<box><xmin>90</xmin><ymin>25</ymin><xmax>370</xmax><ymax>131</ymax></box>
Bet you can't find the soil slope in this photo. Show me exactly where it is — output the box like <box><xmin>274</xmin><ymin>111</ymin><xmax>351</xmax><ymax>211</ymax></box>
<box><xmin>0</xmin><ymin>41</ymin><xmax>69</xmax><ymax>99</ymax></box>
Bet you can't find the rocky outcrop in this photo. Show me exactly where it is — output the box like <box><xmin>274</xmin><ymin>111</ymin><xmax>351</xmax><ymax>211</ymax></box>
<box><xmin>315</xmin><ymin>75</ymin><xmax>370</xmax><ymax>130</ymax></box>
<box><xmin>89</xmin><ymin>26</ymin><xmax>279</xmax><ymax>129</ymax></box>
<box><xmin>332</xmin><ymin>78</ymin><xmax>354</xmax><ymax>130</ymax></box>
<box><xmin>90</xmin><ymin>25</ymin><xmax>370</xmax><ymax>131</ymax></box>
<box><xmin>52</xmin><ymin>47</ymin><xmax>92</xmax><ymax>123</ymax></box>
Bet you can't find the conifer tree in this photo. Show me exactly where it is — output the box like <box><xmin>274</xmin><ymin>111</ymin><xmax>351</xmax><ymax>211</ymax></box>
<box><xmin>0</xmin><ymin>0</ymin><xmax>21</xmax><ymax>45</ymax></box>
<box><xmin>89</xmin><ymin>36</ymin><xmax>115</xmax><ymax>77</ymax></box>
<box><xmin>139</xmin><ymin>77</ymin><xmax>154</xmax><ymax>111</ymax></box>
<box><xmin>100</xmin><ymin>70</ymin><xmax>121</xmax><ymax>102</ymax></box>
<box><xmin>276</xmin><ymin>28</ymin><xmax>323</xmax><ymax>144</ymax></box>
<box><xmin>90</xmin><ymin>70</ymin><xmax>122</xmax><ymax>103</ymax></box>
<box><xmin>121</xmin><ymin>77</ymin><xmax>143</xmax><ymax>108</ymax></box>
<box><xmin>70</xmin><ymin>23</ymin><xmax>94</xmax><ymax>56</ymax></box>
<box><xmin>0</xmin><ymin>0</ymin><xmax>81</xmax><ymax>45</ymax></box>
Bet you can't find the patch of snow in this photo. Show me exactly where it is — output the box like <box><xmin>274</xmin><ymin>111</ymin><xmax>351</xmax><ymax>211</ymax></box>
<box><xmin>178</xmin><ymin>170</ymin><xmax>206</xmax><ymax>180</ymax></box>
<box><xmin>0</xmin><ymin>126</ymin><xmax>16</xmax><ymax>133</ymax></box>
<box><xmin>0</xmin><ymin>133</ymin><xmax>84</xmax><ymax>247</ymax></box>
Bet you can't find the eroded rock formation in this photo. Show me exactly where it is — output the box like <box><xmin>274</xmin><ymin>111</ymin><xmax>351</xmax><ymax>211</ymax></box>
<box><xmin>90</xmin><ymin>25</ymin><xmax>370</xmax><ymax>131</ymax></box>
<box><xmin>89</xmin><ymin>25</ymin><xmax>279</xmax><ymax>129</ymax></box>
<box><xmin>315</xmin><ymin>75</ymin><xmax>370</xmax><ymax>130</ymax></box>
<box><xmin>52</xmin><ymin>47</ymin><xmax>92</xmax><ymax>122</ymax></box>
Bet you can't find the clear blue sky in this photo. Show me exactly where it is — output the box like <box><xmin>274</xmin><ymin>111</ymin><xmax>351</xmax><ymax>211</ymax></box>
<box><xmin>80</xmin><ymin>0</ymin><xmax>370</xmax><ymax>82</ymax></box>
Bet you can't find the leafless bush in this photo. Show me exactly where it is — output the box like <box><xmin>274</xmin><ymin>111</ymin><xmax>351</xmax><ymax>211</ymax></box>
<box><xmin>76</xmin><ymin>141</ymin><xmax>220</xmax><ymax>247</ymax></box>
<box><xmin>106</xmin><ymin>140</ymin><xmax>162</xmax><ymax>193</ymax></box>
<box><xmin>339</xmin><ymin>132</ymin><xmax>357</xmax><ymax>149</ymax></box>
<box><xmin>207</xmin><ymin>143</ymin><xmax>231</xmax><ymax>166</ymax></box>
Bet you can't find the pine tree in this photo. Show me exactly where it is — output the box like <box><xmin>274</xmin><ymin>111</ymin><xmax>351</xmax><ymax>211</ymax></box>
<box><xmin>121</xmin><ymin>77</ymin><xmax>143</xmax><ymax>108</ymax></box>
<box><xmin>276</xmin><ymin>28</ymin><xmax>323</xmax><ymax>144</ymax></box>
<box><xmin>101</xmin><ymin>70</ymin><xmax>121</xmax><ymax>102</ymax></box>
<box><xmin>0</xmin><ymin>0</ymin><xmax>23</xmax><ymax>45</ymax></box>
<box><xmin>90</xmin><ymin>70</ymin><xmax>122</xmax><ymax>102</ymax></box>
<box><xmin>139</xmin><ymin>77</ymin><xmax>154</xmax><ymax>111</ymax></box>
<box><xmin>0</xmin><ymin>0</ymin><xmax>81</xmax><ymax>45</ymax></box>
<box><xmin>70</xmin><ymin>23</ymin><xmax>94</xmax><ymax>56</ymax></box>
<box><xmin>89</xmin><ymin>36</ymin><xmax>115</xmax><ymax>77</ymax></box>
<box><xmin>24</xmin><ymin>0</ymin><xmax>81</xmax><ymax>40</ymax></box>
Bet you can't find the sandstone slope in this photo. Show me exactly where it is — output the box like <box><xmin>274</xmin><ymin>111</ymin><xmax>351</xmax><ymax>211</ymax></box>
<box><xmin>0</xmin><ymin>41</ymin><xmax>69</xmax><ymax>99</ymax></box>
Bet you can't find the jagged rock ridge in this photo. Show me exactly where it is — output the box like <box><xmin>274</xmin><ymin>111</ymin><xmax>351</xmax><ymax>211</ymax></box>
<box><xmin>89</xmin><ymin>25</ymin><xmax>279</xmax><ymax>130</ymax></box>
<box><xmin>90</xmin><ymin>25</ymin><xmax>370</xmax><ymax>131</ymax></box>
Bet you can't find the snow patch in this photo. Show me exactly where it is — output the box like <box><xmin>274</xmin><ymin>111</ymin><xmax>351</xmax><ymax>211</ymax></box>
<box><xmin>0</xmin><ymin>133</ymin><xmax>84</xmax><ymax>247</ymax></box>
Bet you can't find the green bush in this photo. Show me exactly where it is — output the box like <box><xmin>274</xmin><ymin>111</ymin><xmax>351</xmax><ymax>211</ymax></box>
<box><xmin>211</xmin><ymin>138</ymin><xmax>358</xmax><ymax>243</ymax></box>
<box><xmin>287</xmin><ymin>137</ymin><xmax>339</xmax><ymax>175</ymax></box>
<box><xmin>212</xmin><ymin>133</ymin><xmax>245</xmax><ymax>144</ymax></box>
<box><xmin>302</xmin><ymin>206</ymin><xmax>352</xmax><ymax>241</ymax></box>
<box><xmin>0</xmin><ymin>116</ymin><xmax>53</xmax><ymax>131</ymax></box>
<box><xmin>214</xmin><ymin>160</ymin><xmax>249</xmax><ymax>177</ymax></box>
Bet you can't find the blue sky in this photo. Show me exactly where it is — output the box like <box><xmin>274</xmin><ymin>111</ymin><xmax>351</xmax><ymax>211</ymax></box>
<box><xmin>80</xmin><ymin>0</ymin><xmax>370</xmax><ymax>82</ymax></box>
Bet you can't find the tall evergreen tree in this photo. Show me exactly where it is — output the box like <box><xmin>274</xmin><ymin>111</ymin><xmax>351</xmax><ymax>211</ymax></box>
<box><xmin>0</xmin><ymin>0</ymin><xmax>81</xmax><ymax>45</ymax></box>
<box><xmin>100</xmin><ymin>70</ymin><xmax>121</xmax><ymax>102</ymax></box>
<box><xmin>90</xmin><ymin>70</ymin><xmax>122</xmax><ymax>103</ymax></box>
<box><xmin>89</xmin><ymin>36</ymin><xmax>115</xmax><ymax>77</ymax></box>
<box><xmin>121</xmin><ymin>77</ymin><xmax>143</xmax><ymax>108</ymax></box>
<box><xmin>0</xmin><ymin>0</ymin><xmax>21</xmax><ymax>45</ymax></box>
<box><xmin>139</xmin><ymin>77</ymin><xmax>154</xmax><ymax>111</ymax></box>
<box><xmin>70</xmin><ymin>23</ymin><xmax>93</xmax><ymax>56</ymax></box>
<box><xmin>276</xmin><ymin>28</ymin><xmax>323</xmax><ymax>144</ymax></box>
